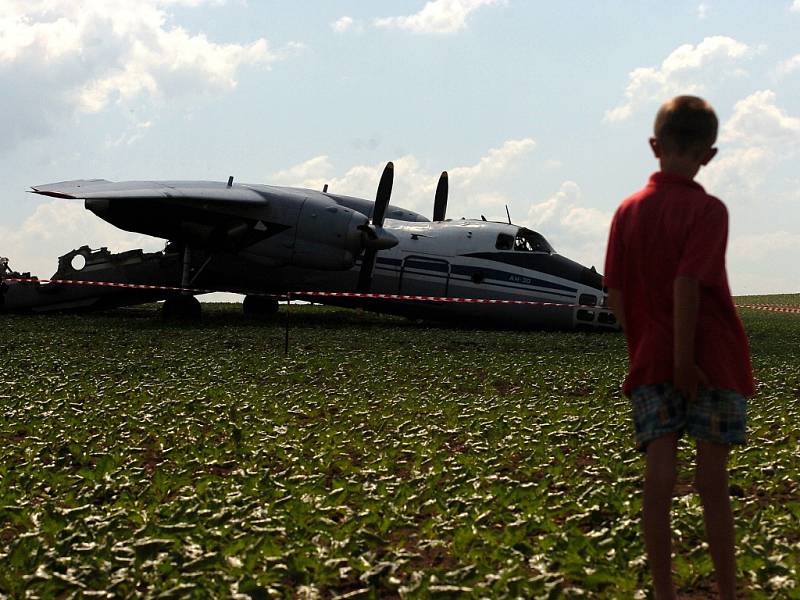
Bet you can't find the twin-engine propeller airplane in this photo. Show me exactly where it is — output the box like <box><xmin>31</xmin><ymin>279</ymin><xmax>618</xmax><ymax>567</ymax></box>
<box><xmin>1</xmin><ymin>163</ymin><xmax>617</xmax><ymax>330</ymax></box>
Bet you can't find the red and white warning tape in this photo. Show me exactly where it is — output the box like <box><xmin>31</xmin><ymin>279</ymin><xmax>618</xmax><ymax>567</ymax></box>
<box><xmin>2</xmin><ymin>277</ymin><xmax>603</xmax><ymax>309</ymax></box>
<box><xmin>289</xmin><ymin>290</ymin><xmax>593</xmax><ymax>307</ymax></box>
<box><xmin>3</xmin><ymin>277</ymin><xmax>797</xmax><ymax>314</ymax></box>
<box><xmin>3</xmin><ymin>277</ymin><xmax>212</xmax><ymax>294</ymax></box>
<box><xmin>737</xmin><ymin>304</ymin><xmax>800</xmax><ymax>315</ymax></box>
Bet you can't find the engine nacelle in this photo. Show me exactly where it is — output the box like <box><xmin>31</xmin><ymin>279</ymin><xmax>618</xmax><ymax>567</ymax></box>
<box><xmin>291</xmin><ymin>197</ymin><xmax>367</xmax><ymax>270</ymax></box>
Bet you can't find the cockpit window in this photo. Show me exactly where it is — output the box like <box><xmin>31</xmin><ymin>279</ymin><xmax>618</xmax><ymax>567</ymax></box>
<box><xmin>495</xmin><ymin>233</ymin><xmax>514</xmax><ymax>250</ymax></box>
<box><xmin>514</xmin><ymin>228</ymin><xmax>553</xmax><ymax>253</ymax></box>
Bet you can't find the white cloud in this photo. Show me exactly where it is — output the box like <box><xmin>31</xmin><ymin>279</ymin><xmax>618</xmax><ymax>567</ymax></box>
<box><xmin>697</xmin><ymin>3</ymin><xmax>709</xmax><ymax>19</ymax></box>
<box><xmin>605</xmin><ymin>36</ymin><xmax>752</xmax><ymax>122</ymax></box>
<box><xmin>450</xmin><ymin>138</ymin><xmax>536</xmax><ymax>186</ymax></box>
<box><xmin>699</xmin><ymin>145</ymin><xmax>772</xmax><ymax>199</ymax></box>
<box><xmin>275</xmin><ymin>158</ymin><xmax>393</xmax><ymax>200</ymax></box>
<box><xmin>270</xmin><ymin>138</ymin><xmax>537</xmax><ymax>221</ymax></box>
<box><xmin>272</xmin><ymin>156</ymin><xmax>334</xmax><ymax>185</ymax></box>
<box><xmin>777</xmin><ymin>53</ymin><xmax>800</xmax><ymax>75</ymax></box>
<box><xmin>331</xmin><ymin>16</ymin><xmax>361</xmax><ymax>33</ymax></box>
<box><xmin>526</xmin><ymin>181</ymin><xmax>580</xmax><ymax>230</ymax></box>
<box><xmin>471</xmin><ymin>192</ymin><xmax>512</xmax><ymax>209</ymax></box>
<box><xmin>523</xmin><ymin>181</ymin><xmax>612</xmax><ymax>268</ymax></box>
<box><xmin>701</xmin><ymin>90</ymin><xmax>800</xmax><ymax>199</ymax></box>
<box><xmin>77</xmin><ymin>33</ymin><xmax>272</xmax><ymax>113</ymax></box>
<box><xmin>722</xmin><ymin>89</ymin><xmax>800</xmax><ymax>145</ymax></box>
<box><xmin>792</xmin><ymin>0</ymin><xmax>800</xmax><ymax>12</ymax></box>
<box><xmin>374</xmin><ymin>0</ymin><xmax>504</xmax><ymax>34</ymax></box>
<box><xmin>0</xmin><ymin>0</ymin><xmax>290</xmax><ymax>153</ymax></box>
<box><xmin>272</xmin><ymin>154</ymin><xmax>444</xmax><ymax>218</ymax></box>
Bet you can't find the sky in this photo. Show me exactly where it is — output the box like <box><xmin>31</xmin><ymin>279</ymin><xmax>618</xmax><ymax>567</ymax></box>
<box><xmin>1</xmin><ymin>0</ymin><xmax>799</xmax><ymax>296</ymax></box>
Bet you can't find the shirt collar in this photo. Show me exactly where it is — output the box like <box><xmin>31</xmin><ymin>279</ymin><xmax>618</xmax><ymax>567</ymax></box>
<box><xmin>648</xmin><ymin>171</ymin><xmax>705</xmax><ymax>192</ymax></box>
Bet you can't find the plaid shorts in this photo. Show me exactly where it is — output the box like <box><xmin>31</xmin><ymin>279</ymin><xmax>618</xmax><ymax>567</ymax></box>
<box><xmin>630</xmin><ymin>383</ymin><xmax>747</xmax><ymax>451</ymax></box>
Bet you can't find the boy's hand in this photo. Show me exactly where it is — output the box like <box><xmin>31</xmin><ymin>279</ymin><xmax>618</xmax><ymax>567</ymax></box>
<box><xmin>674</xmin><ymin>361</ymin><xmax>710</xmax><ymax>402</ymax></box>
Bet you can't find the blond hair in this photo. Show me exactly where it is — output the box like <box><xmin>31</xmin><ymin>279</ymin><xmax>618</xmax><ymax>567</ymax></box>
<box><xmin>654</xmin><ymin>96</ymin><xmax>718</xmax><ymax>156</ymax></box>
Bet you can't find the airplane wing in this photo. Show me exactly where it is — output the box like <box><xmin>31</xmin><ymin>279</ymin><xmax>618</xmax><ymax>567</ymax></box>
<box><xmin>31</xmin><ymin>179</ymin><xmax>269</xmax><ymax>206</ymax></box>
<box><xmin>30</xmin><ymin>180</ymin><xmax>288</xmax><ymax>251</ymax></box>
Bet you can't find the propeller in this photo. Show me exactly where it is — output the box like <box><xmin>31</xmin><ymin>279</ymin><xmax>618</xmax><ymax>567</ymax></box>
<box><xmin>357</xmin><ymin>162</ymin><xmax>395</xmax><ymax>293</ymax></box>
<box><xmin>433</xmin><ymin>171</ymin><xmax>448</xmax><ymax>221</ymax></box>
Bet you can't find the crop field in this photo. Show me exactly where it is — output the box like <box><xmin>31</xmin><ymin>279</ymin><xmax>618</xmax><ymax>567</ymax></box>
<box><xmin>1</xmin><ymin>298</ymin><xmax>798</xmax><ymax>599</ymax></box>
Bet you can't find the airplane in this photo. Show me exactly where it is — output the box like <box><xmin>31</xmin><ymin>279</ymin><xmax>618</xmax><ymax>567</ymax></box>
<box><xmin>2</xmin><ymin>163</ymin><xmax>617</xmax><ymax>330</ymax></box>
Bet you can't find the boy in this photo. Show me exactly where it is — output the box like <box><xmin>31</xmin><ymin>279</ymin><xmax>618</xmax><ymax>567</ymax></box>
<box><xmin>604</xmin><ymin>96</ymin><xmax>755</xmax><ymax>599</ymax></box>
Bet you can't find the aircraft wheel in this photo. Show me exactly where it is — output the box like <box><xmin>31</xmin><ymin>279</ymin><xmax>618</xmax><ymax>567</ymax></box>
<box><xmin>162</xmin><ymin>295</ymin><xmax>201</xmax><ymax>321</ymax></box>
<box><xmin>243</xmin><ymin>295</ymin><xmax>279</xmax><ymax>320</ymax></box>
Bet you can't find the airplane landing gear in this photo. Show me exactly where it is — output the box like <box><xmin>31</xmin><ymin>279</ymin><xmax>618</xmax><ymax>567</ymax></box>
<box><xmin>243</xmin><ymin>295</ymin><xmax>279</xmax><ymax>320</ymax></box>
<box><xmin>162</xmin><ymin>245</ymin><xmax>202</xmax><ymax>320</ymax></box>
<box><xmin>162</xmin><ymin>295</ymin><xmax>201</xmax><ymax>320</ymax></box>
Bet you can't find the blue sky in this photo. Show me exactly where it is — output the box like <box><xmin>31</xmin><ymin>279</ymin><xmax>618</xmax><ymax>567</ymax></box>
<box><xmin>2</xmin><ymin>0</ymin><xmax>799</xmax><ymax>294</ymax></box>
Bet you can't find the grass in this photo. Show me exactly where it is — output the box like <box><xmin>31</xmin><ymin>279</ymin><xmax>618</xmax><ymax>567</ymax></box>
<box><xmin>0</xmin><ymin>298</ymin><xmax>798</xmax><ymax>599</ymax></box>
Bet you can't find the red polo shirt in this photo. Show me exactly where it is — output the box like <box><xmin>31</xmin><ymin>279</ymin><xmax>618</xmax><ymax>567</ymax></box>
<box><xmin>604</xmin><ymin>172</ymin><xmax>755</xmax><ymax>397</ymax></box>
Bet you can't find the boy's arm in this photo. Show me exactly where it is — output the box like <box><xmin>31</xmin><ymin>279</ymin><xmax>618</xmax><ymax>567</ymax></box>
<box><xmin>607</xmin><ymin>287</ymin><xmax>626</xmax><ymax>331</ymax></box>
<box><xmin>673</xmin><ymin>276</ymin><xmax>708</xmax><ymax>400</ymax></box>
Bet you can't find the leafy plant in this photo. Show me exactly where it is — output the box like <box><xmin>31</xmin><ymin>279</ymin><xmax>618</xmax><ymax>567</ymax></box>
<box><xmin>0</xmin><ymin>300</ymin><xmax>797</xmax><ymax>598</ymax></box>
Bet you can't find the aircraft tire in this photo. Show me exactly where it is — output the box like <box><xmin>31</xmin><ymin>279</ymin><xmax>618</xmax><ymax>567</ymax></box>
<box><xmin>243</xmin><ymin>295</ymin><xmax>279</xmax><ymax>320</ymax></box>
<box><xmin>162</xmin><ymin>295</ymin><xmax>201</xmax><ymax>321</ymax></box>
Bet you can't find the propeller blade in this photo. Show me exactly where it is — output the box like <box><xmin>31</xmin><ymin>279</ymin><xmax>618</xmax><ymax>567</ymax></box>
<box><xmin>372</xmin><ymin>162</ymin><xmax>393</xmax><ymax>226</ymax></box>
<box><xmin>357</xmin><ymin>162</ymin><xmax>394</xmax><ymax>293</ymax></box>
<box><xmin>433</xmin><ymin>171</ymin><xmax>448</xmax><ymax>221</ymax></box>
<box><xmin>357</xmin><ymin>248</ymin><xmax>378</xmax><ymax>293</ymax></box>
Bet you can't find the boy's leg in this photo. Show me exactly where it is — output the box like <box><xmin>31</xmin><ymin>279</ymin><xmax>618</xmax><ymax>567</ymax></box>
<box><xmin>695</xmin><ymin>440</ymin><xmax>736</xmax><ymax>600</ymax></box>
<box><xmin>643</xmin><ymin>433</ymin><xmax>679</xmax><ymax>600</ymax></box>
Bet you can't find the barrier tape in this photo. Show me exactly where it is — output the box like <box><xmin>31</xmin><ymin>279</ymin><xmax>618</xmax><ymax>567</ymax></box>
<box><xmin>2</xmin><ymin>277</ymin><xmax>605</xmax><ymax>310</ymax></box>
<box><xmin>737</xmin><ymin>304</ymin><xmax>800</xmax><ymax>315</ymax></box>
<box><xmin>3</xmin><ymin>277</ymin><xmax>214</xmax><ymax>294</ymax></box>
<box><xmin>3</xmin><ymin>277</ymin><xmax>797</xmax><ymax>314</ymax></box>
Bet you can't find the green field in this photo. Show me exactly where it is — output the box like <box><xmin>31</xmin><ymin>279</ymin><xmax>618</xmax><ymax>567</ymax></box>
<box><xmin>1</xmin><ymin>300</ymin><xmax>798</xmax><ymax>598</ymax></box>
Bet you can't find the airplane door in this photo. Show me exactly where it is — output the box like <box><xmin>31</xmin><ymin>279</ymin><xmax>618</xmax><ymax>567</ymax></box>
<box><xmin>399</xmin><ymin>255</ymin><xmax>450</xmax><ymax>296</ymax></box>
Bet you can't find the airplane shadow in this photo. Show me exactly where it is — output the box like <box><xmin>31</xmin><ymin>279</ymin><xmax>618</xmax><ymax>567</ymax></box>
<box><xmin>2</xmin><ymin>303</ymin><xmax>615</xmax><ymax>335</ymax></box>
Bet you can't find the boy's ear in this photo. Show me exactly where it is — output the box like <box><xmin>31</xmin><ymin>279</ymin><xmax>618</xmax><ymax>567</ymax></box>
<box><xmin>700</xmin><ymin>147</ymin><xmax>718</xmax><ymax>166</ymax></box>
<box><xmin>649</xmin><ymin>137</ymin><xmax>661</xmax><ymax>158</ymax></box>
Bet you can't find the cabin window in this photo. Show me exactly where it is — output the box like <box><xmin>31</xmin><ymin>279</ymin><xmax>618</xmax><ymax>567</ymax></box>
<box><xmin>495</xmin><ymin>233</ymin><xmax>514</xmax><ymax>250</ymax></box>
<box><xmin>514</xmin><ymin>228</ymin><xmax>553</xmax><ymax>253</ymax></box>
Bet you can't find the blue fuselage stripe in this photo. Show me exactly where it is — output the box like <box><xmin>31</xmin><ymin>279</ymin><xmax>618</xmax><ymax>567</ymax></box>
<box><xmin>368</xmin><ymin>257</ymin><xmax>579</xmax><ymax>298</ymax></box>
